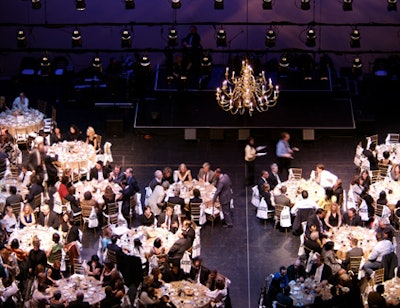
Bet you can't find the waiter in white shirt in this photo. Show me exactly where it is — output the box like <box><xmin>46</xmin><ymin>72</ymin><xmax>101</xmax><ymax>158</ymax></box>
<box><xmin>12</xmin><ymin>92</ymin><xmax>29</xmax><ymax>111</ymax></box>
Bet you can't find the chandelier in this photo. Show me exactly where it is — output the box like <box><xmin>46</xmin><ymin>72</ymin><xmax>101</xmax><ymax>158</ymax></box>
<box><xmin>216</xmin><ymin>60</ymin><xmax>279</xmax><ymax>116</ymax></box>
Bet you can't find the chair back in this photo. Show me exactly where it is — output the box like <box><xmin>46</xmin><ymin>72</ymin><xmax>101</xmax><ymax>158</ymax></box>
<box><xmin>349</xmin><ymin>256</ymin><xmax>362</xmax><ymax>275</ymax></box>
<box><xmin>373</xmin><ymin>268</ymin><xmax>385</xmax><ymax>285</ymax></box>
<box><xmin>375</xmin><ymin>204</ymin><xmax>384</xmax><ymax>217</ymax></box>
<box><xmin>95</xmin><ymin>134</ymin><xmax>102</xmax><ymax>152</ymax></box>
<box><xmin>33</xmin><ymin>194</ymin><xmax>42</xmax><ymax>210</ymax></box>
<box><xmin>273</xmin><ymin>204</ymin><xmax>284</xmax><ymax>228</ymax></box>
<box><xmin>190</xmin><ymin>202</ymin><xmax>202</xmax><ymax>224</ymax></box>
<box><xmin>370</xmin><ymin>170</ymin><xmax>381</xmax><ymax>184</ymax></box>
<box><xmin>366</xmin><ymin>134</ymin><xmax>378</xmax><ymax>149</ymax></box>
<box><xmin>386</xmin><ymin>133</ymin><xmax>399</xmax><ymax>144</ymax></box>
<box><xmin>72</xmin><ymin>258</ymin><xmax>85</xmax><ymax>275</ymax></box>
<box><xmin>81</xmin><ymin>205</ymin><xmax>92</xmax><ymax>218</ymax></box>
<box><xmin>107</xmin><ymin>249</ymin><xmax>118</xmax><ymax>265</ymax></box>
<box><xmin>52</xmin><ymin>249</ymin><xmax>62</xmax><ymax>263</ymax></box>
<box><xmin>289</xmin><ymin>168</ymin><xmax>302</xmax><ymax>180</ymax></box>
<box><xmin>378</xmin><ymin>163</ymin><xmax>390</xmax><ymax>179</ymax></box>
<box><xmin>9</xmin><ymin>165</ymin><xmax>19</xmax><ymax>179</ymax></box>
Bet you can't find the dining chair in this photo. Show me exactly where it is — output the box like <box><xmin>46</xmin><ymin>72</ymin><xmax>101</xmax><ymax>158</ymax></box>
<box><xmin>73</xmin><ymin>211</ymin><xmax>82</xmax><ymax>228</ymax></box>
<box><xmin>43</xmin><ymin>106</ymin><xmax>57</xmax><ymax>134</ymax></box>
<box><xmin>190</xmin><ymin>202</ymin><xmax>202</xmax><ymax>226</ymax></box>
<box><xmin>378</xmin><ymin>163</ymin><xmax>390</xmax><ymax>179</ymax></box>
<box><xmin>349</xmin><ymin>256</ymin><xmax>362</xmax><ymax>276</ymax></box>
<box><xmin>370</xmin><ymin>170</ymin><xmax>380</xmax><ymax>184</ymax></box>
<box><xmin>289</xmin><ymin>168</ymin><xmax>302</xmax><ymax>180</ymax></box>
<box><xmin>374</xmin><ymin>204</ymin><xmax>384</xmax><ymax>218</ymax></box>
<box><xmin>72</xmin><ymin>258</ymin><xmax>85</xmax><ymax>275</ymax></box>
<box><xmin>33</xmin><ymin>193</ymin><xmax>42</xmax><ymax>211</ymax></box>
<box><xmin>14</xmin><ymin>128</ymin><xmax>29</xmax><ymax>150</ymax></box>
<box><xmin>106</xmin><ymin>248</ymin><xmax>118</xmax><ymax>265</ymax></box>
<box><xmin>9</xmin><ymin>165</ymin><xmax>19</xmax><ymax>180</ymax></box>
<box><xmin>366</xmin><ymin>134</ymin><xmax>378</xmax><ymax>149</ymax></box>
<box><xmin>103</xmin><ymin>202</ymin><xmax>118</xmax><ymax>225</ymax></box>
<box><xmin>373</xmin><ymin>267</ymin><xmax>385</xmax><ymax>285</ymax></box>
<box><xmin>10</xmin><ymin>202</ymin><xmax>22</xmax><ymax>222</ymax></box>
<box><xmin>52</xmin><ymin>249</ymin><xmax>62</xmax><ymax>263</ymax></box>
<box><xmin>273</xmin><ymin>204</ymin><xmax>284</xmax><ymax>231</ymax></box>
<box><xmin>81</xmin><ymin>205</ymin><xmax>93</xmax><ymax>231</ymax></box>
<box><xmin>385</xmin><ymin>133</ymin><xmax>399</xmax><ymax>144</ymax></box>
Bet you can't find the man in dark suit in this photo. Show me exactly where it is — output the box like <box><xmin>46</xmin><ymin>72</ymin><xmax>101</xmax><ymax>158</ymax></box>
<box><xmin>167</xmin><ymin>187</ymin><xmax>185</xmax><ymax>214</ymax></box>
<box><xmin>125</xmin><ymin>167</ymin><xmax>140</xmax><ymax>194</ymax></box>
<box><xmin>148</xmin><ymin>169</ymin><xmax>163</xmax><ymax>191</ymax></box>
<box><xmin>26</xmin><ymin>174</ymin><xmax>44</xmax><ymax>206</ymax></box>
<box><xmin>197</xmin><ymin>162</ymin><xmax>217</xmax><ymax>186</ymax></box>
<box><xmin>5</xmin><ymin>185</ymin><xmax>23</xmax><ymax>207</ymax></box>
<box><xmin>189</xmin><ymin>257</ymin><xmax>210</xmax><ymax>285</ymax></box>
<box><xmin>157</xmin><ymin>207</ymin><xmax>179</xmax><ymax>234</ymax></box>
<box><xmin>257</xmin><ymin>170</ymin><xmax>270</xmax><ymax>196</ymax></box>
<box><xmin>37</xmin><ymin>204</ymin><xmax>59</xmax><ymax>229</ymax></box>
<box><xmin>27</xmin><ymin>142</ymin><xmax>45</xmax><ymax>184</ymax></box>
<box><xmin>89</xmin><ymin>160</ymin><xmax>109</xmax><ymax>182</ymax></box>
<box><xmin>309</xmin><ymin>255</ymin><xmax>332</xmax><ymax>283</ymax></box>
<box><xmin>67</xmin><ymin>291</ymin><xmax>90</xmax><ymax>308</ymax></box>
<box><xmin>212</xmin><ymin>168</ymin><xmax>233</xmax><ymax>227</ymax></box>
<box><xmin>268</xmin><ymin>163</ymin><xmax>281</xmax><ymax>190</ymax></box>
<box><xmin>167</xmin><ymin>233</ymin><xmax>191</xmax><ymax>266</ymax></box>
<box><xmin>305</xmin><ymin>208</ymin><xmax>327</xmax><ymax>239</ymax></box>
<box><xmin>342</xmin><ymin>208</ymin><xmax>363</xmax><ymax>227</ymax></box>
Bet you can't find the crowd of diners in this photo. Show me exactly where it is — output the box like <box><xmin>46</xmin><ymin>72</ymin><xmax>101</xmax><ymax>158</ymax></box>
<box><xmin>0</xmin><ymin>116</ymin><xmax>232</xmax><ymax>307</ymax></box>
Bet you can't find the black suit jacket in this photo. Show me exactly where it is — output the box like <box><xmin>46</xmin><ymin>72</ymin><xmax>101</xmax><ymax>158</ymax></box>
<box><xmin>189</xmin><ymin>265</ymin><xmax>210</xmax><ymax>285</ymax></box>
<box><xmin>89</xmin><ymin>166</ymin><xmax>110</xmax><ymax>181</ymax></box>
<box><xmin>26</xmin><ymin>183</ymin><xmax>44</xmax><ymax>204</ymax></box>
<box><xmin>305</xmin><ymin>213</ymin><xmax>326</xmax><ymax>238</ymax></box>
<box><xmin>157</xmin><ymin>212</ymin><xmax>179</xmax><ymax>233</ymax></box>
<box><xmin>37</xmin><ymin>210</ymin><xmax>60</xmax><ymax>229</ymax></box>
<box><xmin>5</xmin><ymin>194</ymin><xmax>23</xmax><ymax>207</ymax></box>
<box><xmin>27</xmin><ymin>149</ymin><xmax>44</xmax><ymax>173</ymax></box>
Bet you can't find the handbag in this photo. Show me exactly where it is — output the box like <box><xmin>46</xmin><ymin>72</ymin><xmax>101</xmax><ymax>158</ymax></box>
<box><xmin>88</xmin><ymin>207</ymin><xmax>99</xmax><ymax>228</ymax></box>
<box><xmin>251</xmin><ymin>185</ymin><xmax>260</xmax><ymax>207</ymax></box>
<box><xmin>280</xmin><ymin>206</ymin><xmax>292</xmax><ymax>228</ymax></box>
<box><xmin>256</xmin><ymin>198</ymin><xmax>270</xmax><ymax>219</ymax></box>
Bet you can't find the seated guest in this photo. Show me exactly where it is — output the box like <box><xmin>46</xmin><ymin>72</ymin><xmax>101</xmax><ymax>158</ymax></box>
<box><xmin>162</xmin><ymin>167</ymin><xmax>174</xmax><ymax>184</ymax></box>
<box><xmin>65</xmin><ymin>124</ymin><xmax>82</xmax><ymax>142</ymax></box>
<box><xmin>276</xmin><ymin>285</ymin><xmax>294</xmax><ymax>308</ymax></box>
<box><xmin>258</xmin><ymin>170</ymin><xmax>271</xmax><ymax>195</ymax></box>
<box><xmin>139</xmin><ymin>286</ymin><xmax>159</xmax><ymax>306</ymax></box>
<box><xmin>49</xmin><ymin>127</ymin><xmax>64</xmax><ymax>145</ymax></box>
<box><xmin>140</xmin><ymin>205</ymin><xmax>155</xmax><ymax>227</ymax></box>
<box><xmin>367</xmin><ymin>284</ymin><xmax>386</xmax><ymax>308</ymax></box>
<box><xmin>58</xmin><ymin>176</ymin><xmax>69</xmax><ymax>201</ymax></box>
<box><xmin>189</xmin><ymin>257</ymin><xmax>210</xmax><ymax>285</ymax></box>
<box><xmin>206</xmin><ymin>269</ymin><xmax>219</xmax><ymax>291</ymax></box>
<box><xmin>102</xmin><ymin>185</ymin><xmax>116</xmax><ymax>216</ymax></box>
<box><xmin>167</xmin><ymin>187</ymin><xmax>185</xmax><ymax>215</ymax></box>
<box><xmin>148</xmin><ymin>169</ymin><xmax>164</xmax><ymax>191</ymax></box>
<box><xmin>177</xmin><ymin>163</ymin><xmax>192</xmax><ymax>182</ymax></box>
<box><xmin>342</xmin><ymin>238</ymin><xmax>364</xmax><ymax>271</ymax></box>
<box><xmin>100</xmin><ymin>285</ymin><xmax>120</xmax><ymax>308</ymax></box>
<box><xmin>260</xmin><ymin>183</ymin><xmax>273</xmax><ymax>210</ymax></box>
<box><xmin>167</xmin><ymin>233</ymin><xmax>191</xmax><ymax>266</ymax></box>
<box><xmin>273</xmin><ymin>185</ymin><xmax>291</xmax><ymax>208</ymax></box>
<box><xmin>150</xmin><ymin>238</ymin><xmax>165</xmax><ymax>256</ymax></box>
<box><xmin>290</xmin><ymin>190</ymin><xmax>318</xmax><ymax>216</ymax></box>
<box><xmin>181</xmin><ymin>219</ymin><xmax>195</xmax><ymax>244</ymax></box>
<box><xmin>31</xmin><ymin>283</ymin><xmax>51</xmax><ymax>307</ymax></box>
<box><xmin>363</xmin><ymin>231</ymin><xmax>394</xmax><ymax>277</ymax></box>
<box><xmin>310</xmin><ymin>163</ymin><xmax>338</xmax><ymax>188</ymax></box>
<box><xmin>6</xmin><ymin>238</ymin><xmax>28</xmax><ymax>265</ymax></box>
<box><xmin>86</xmin><ymin>254</ymin><xmax>103</xmax><ymax>281</ymax></box>
<box><xmin>106</xmin><ymin>234</ymin><xmax>123</xmax><ymax>255</ymax></box>
<box><xmin>17</xmin><ymin>164</ymin><xmax>32</xmax><ymax>187</ymax></box>
<box><xmin>148</xmin><ymin>181</ymin><xmax>169</xmax><ymax>217</ymax></box>
<box><xmin>197</xmin><ymin>162</ymin><xmax>217</xmax><ymax>186</ymax></box>
<box><xmin>65</xmin><ymin>185</ymin><xmax>81</xmax><ymax>214</ymax></box>
<box><xmin>46</xmin><ymin>260</ymin><xmax>63</xmax><ymax>286</ymax></box>
<box><xmin>164</xmin><ymin>264</ymin><xmax>185</xmax><ymax>282</ymax></box>
<box><xmin>37</xmin><ymin>204</ymin><xmax>60</xmax><ymax>229</ymax></box>
<box><xmin>85</xmin><ymin>126</ymin><xmax>99</xmax><ymax>151</ymax></box>
<box><xmin>108</xmin><ymin>164</ymin><xmax>125</xmax><ymax>185</ymax></box>
<box><xmin>304</xmin><ymin>230</ymin><xmax>323</xmax><ymax>255</ymax></box>
<box><xmin>100</xmin><ymin>262</ymin><xmax>120</xmax><ymax>288</ymax></box>
<box><xmin>150</xmin><ymin>267</ymin><xmax>165</xmax><ymax>289</ymax></box>
<box><xmin>188</xmin><ymin>188</ymin><xmax>202</xmax><ymax>219</ymax></box>
<box><xmin>342</xmin><ymin>208</ymin><xmax>362</xmax><ymax>227</ymax></box>
<box><xmin>391</xmin><ymin>164</ymin><xmax>400</xmax><ymax>181</ymax></box>
<box><xmin>81</xmin><ymin>191</ymin><xmax>102</xmax><ymax>228</ymax></box>
<box><xmin>305</xmin><ymin>209</ymin><xmax>327</xmax><ymax>239</ymax></box>
<box><xmin>205</xmin><ymin>278</ymin><xmax>228</xmax><ymax>308</ymax></box>
<box><xmin>131</xmin><ymin>239</ymin><xmax>148</xmax><ymax>270</ymax></box>
<box><xmin>321</xmin><ymin>241</ymin><xmax>343</xmax><ymax>275</ymax></box>
<box><xmin>324</xmin><ymin>202</ymin><xmax>342</xmax><ymax>231</ymax></box>
<box><xmin>68</xmin><ymin>291</ymin><xmax>90</xmax><ymax>308</ymax></box>
<box><xmin>268</xmin><ymin>163</ymin><xmax>281</xmax><ymax>190</ymax></box>
<box><xmin>332</xmin><ymin>178</ymin><xmax>344</xmax><ymax>206</ymax></box>
<box><xmin>2</xmin><ymin>206</ymin><xmax>17</xmax><ymax>234</ymax></box>
<box><xmin>157</xmin><ymin>206</ymin><xmax>179</xmax><ymax>234</ymax></box>
<box><xmin>317</xmin><ymin>187</ymin><xmax>337</xmax><ymax>212</ymax></box>
<box><xmin>287</xmin><ymin>259</ymin><xmax>306</xmax><ymax>282</ymax></box>
<box><xmin>27</xmin><ymin>239</ymin><xmax>47</xmax><ymax>277</ymax></box>
<box><xmin>45</xmin><ymin>233</ymin><xmax>63</xmax><ymax>266</ymax></box>
<box><xmin>309</xmin><ymin>255</ymin><xmax>333</xmax><ymax>283</ymax></box>
<box><xmin>100</xmin><ymin>226</ymin><xmax>112</xmax><ymax>253</ymax></box>
<box><xmin>26</xmin><ymin>175</ymin><xmax>43</xmax><ymax>205</ymax></box>
<box><xmin>90</xmin><ymin>160</ymin><xmax>109</xmax><ymax>182</ymax></box>
<box><xmin>377</xmin><ymin>190</ymin><xmax>389</xmax><ymax>206</ymax></box>
<box><xmin>19</xmin><ymin>204</ymin><xmax>36</xmax><ymax>229</ymax></box>
<box><xmin>5</xmin><ymin>186</ymin><xmax>23</xmax><ymax>207</ymax></box>
<box><xmin>380</xmin><ymin>150</ymin><xmax>392</xmax><ymax>166</ymax></box>
<box><xmin>49</xmin><ymin>290</ymin><xmax>66</xmax><ymax>308</ymax></box>
<box><xmin>265</xmin><ymin>266</ymin><xmax>289</xmax><ymax>305</ymax></box>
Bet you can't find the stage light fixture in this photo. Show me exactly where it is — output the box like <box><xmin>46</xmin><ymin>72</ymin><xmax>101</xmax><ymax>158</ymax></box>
<box><xmin>75</xmin><ymin>0</ymin><xmax>86</xmax><ymax>11</ymax></box>
<box><xmin>214</xmin><ymin>0</ymin><xmax>224</xmax><ymax>9</ymax></box>
<box><xmin>121</xmin><ymin>29</ymin><xmax>132</xmax><ymax>48</ymax></box>
<box><xmin>125</xmin><ymin>0</ymin><xmax>135</xmax><ymax>9</ymax></box>
<box><xmin>216</xmin><ymin>29</ymin><xmax>227</xmax><ymax>47</ymax></box>
<box><xmin>350</xmin><ymin>29</ymin><xmax>360</xmax><ymax>48</ymax></box>
<box><xmin>279</xmin><ymin>55</ymin><xmax>289</xmax><ymax>69</ymax></box>
<box><xmin>388</xmin><ymin>0</ymin><xmax>397</xmax><ymax>11</ymax></box>
<box><xmin>171</xmin><ymin>0</ymin><xmax>181</xmax><ymax>9</ymax></box>
<box><xmin>40</xmin><ymin>55</ymin><xmax>51</xmax><ymax>76</ymax></box>
<box><xmin>262</xmin><ymin>0</ymin><xmax>272</xmax><ymax>9</ymax></box>
<box><xmin>352</xmin><ymin>57</ymin><xmax>362</xmax><ymax>76</ymax></box>
<box><xmin>168</xmin><ymin>28</ymin><xmax>178</xmax><ymax>47</ymax></box>
<box><xmin>343</xmin><ymin>0</ymin><xmax>352</xmax><ymax>11</ymax></box>
<box><xmin>301</xmin><ymin>0</ymin><xmax>311</xmax><ymax>10</ymax></box>
<box><xmin>72</xmin><ymin>29</ymin><xmax>82</xmax><ymax>48</ymax></box>
<box><xmin>92</xmin><ymin>56</ymin><xmax>102</xmax><ymax>73</ymax></box>
<box><xmin>32</xmin><ymin>0</ymin><xmax>41</xmax><ymax>9</ymax></box>
<box><xmin>265</xmin><ymin>29</ymin><xmax>276</xmax><ymax>48</ymax></box>
<box><xmin>140</xmin><ymin>55</ymin><xmax>151</xmax><ymax>67</ymax></box>
<box><xmin>305</xmin><ymin>28</ymin><xmax>316</xmax><ymax>47</ymax></box>
<box><xmin>17</xmin><ymin>29</ymin><xmax>27</xmax><ymax>48</ymax></box>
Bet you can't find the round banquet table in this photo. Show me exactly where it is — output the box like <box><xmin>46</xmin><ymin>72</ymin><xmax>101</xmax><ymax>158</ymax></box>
<box><xmin>167</xmin><ymin>180</ymin><xmax>216</xmax><ymax>204</ymax></box>
<box><xmin>73</xmin><ymin>179</ymin><xmax>122</xmax><ymax>204</ymax></box>
<box><xmin>0</xmin><ymin>178</ymin><xmax>29</xmax><ymax>212</ymax></box>
<box><xmin>376</xmin><ymin>143</ymin><xmax>400</xmax><ymax>165</ymax></box>
<box><xmin>369</xmin><ymin>178</ymin><xmax>400</xmax><ymax>209</ymax></box>
<box><xmin>8</xmin><ymin>225</ymin><xmax>61</xmax><ymax>253</ymax></box>
<box><xmin>273</xmin><ymin>178</ymin><xmax>326</xmax><ymax>204</ymax></box>
<box><xmin>46</xmin><ymin>141</ymin><xmax>97</xmax><ymax>172</ymax></box>
<box><xmin>156</xmin><ymin>280</ymin><xmax>211</xmax><ymax>308</ymax></box>
<box><xmin>0</xmin><ymin>108</ymin><xmax>44</xmax><ymax>136</ymax></box>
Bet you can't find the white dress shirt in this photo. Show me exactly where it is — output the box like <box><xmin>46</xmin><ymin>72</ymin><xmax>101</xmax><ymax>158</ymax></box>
<box><xmin>12</xmin><ymin>96</ymin><xmax>29</xmax><ymax>111</ymax></box>
<box><xmin>290</xmin><ymin>198</ymin><xmax>319</xmax><ymax>215</ymax></box>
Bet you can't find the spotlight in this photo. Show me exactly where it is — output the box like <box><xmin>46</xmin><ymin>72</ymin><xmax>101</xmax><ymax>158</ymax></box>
<box><xmin>121</xmin><ymin>29</ymin><xmax>132</xmax><ymax>48</ymax></box>
<box><xmin>388</xmin><ymin>0</ymin><xmax>397</xmax><ymax>11</ymax></box>
<box><xmin>168</xmin><ymin>28</ymin><xmax>178</xmax><ymax>47</ymax></box>
<box><xmin>279</xmin><ymin>55</ymin><xmax>289</xmax><ymax>69</ymax></box>
<box><xmin>265</xmin><ymin>29</ymin><xmax>276</xmax><ymax>48</ymax></box>
<box><xmin>301</xmin><ymin>0</ymin><xmax>311</xmax><ymax>10</ymax></box>
<box><xmin>305</xmin><ymin>28</ymin><xmax>316</xmax><ymax>47</ymax></box>
<box><xmin>140</xmin><ymin>55</ymin><xmax>151</xmax><ymax>67</ymax></box>
<box><xmin>216</xmin><ymin>29</ymin><xmax>227</xmax><ymax>47</ymax></box>
<box><xmin>343</xmin><ymin>0</ymin><xmax>352</xmax><ymax>11</ymax></box>
<box><xmin>32</xmin><ymin>0</ymin><xmax>41</xmax><ymax>9</ymax></box>
<box><xmin>201</xmin><ymin>55</ymin><xmax>213</xmax><ymax>68</ymax></box>
<box><xmin>72</xmin><ymin>29</ymin><xmax>82</xmax><ymax>48</ymax></box>
<box><xmin>352</xmin><ymin>57</ymin><xmax>362</xmax><ymax>76</ymax></box>
<box><xmin>262</xmin><ymin>0</ymin><xmax>272</xmax><ymax>10</ymax></box>
<box><xmin>171</xmin><ymin>0</ymin><xmax>181</xmax><ymax>9</ymax></box>
<box><xmin>40</xmin><ymin>55</ymin><xmax>51</xmax><ymax>76</ymax></box>
<box><xmin>75</xmin><ymin>0</ymin><xmax>86</xmax><ymax>11</ymax></box>
<box><xmin>17</xmin><ymin>29</ymin><xmax>27</xmax><ymax>48</ymax></box>
<box><xmin>125</xmin><ymin>0</ymin><xmax>135</xmax><ymax>9</ymax></box>
<box><xmin>92</xmin><ymin>56</ymin><xmax>102</xmax><ymax>73</ymax></box>
<box><xmin>214</xmin><ymin>0</ymin><xmax>224</xmax><ymax>9</ymax></box>
<box><xmin>350</xmin><ymin>29</ymin><xmax>360</xmax><ymax>48</ymax></box>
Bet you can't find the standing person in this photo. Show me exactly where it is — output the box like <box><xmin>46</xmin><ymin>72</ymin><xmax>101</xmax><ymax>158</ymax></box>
<box><xmin>12</xmin><ymin>92</ymin><xmax>29</xmax><ymax>110</ymax></box>
<box><xmin>244</xmin><ymin>137</ymin><xmax>266</xmax><ymax>187</ymax></box>
<box><xmin>212</xmin><ymin>168</ymin><xmax>233</xmax><ymax>228</ymax></box>
<box><xmin>276</xmin><ymin>132</ymin><xmax>298</xmax><ymax>181</ymax></box>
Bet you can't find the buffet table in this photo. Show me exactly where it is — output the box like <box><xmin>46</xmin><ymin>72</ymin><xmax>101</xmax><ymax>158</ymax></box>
<box><xmin>0</xmin><ymin>108</ymin><xmax>44</xmax><ymax>137</ymax></box>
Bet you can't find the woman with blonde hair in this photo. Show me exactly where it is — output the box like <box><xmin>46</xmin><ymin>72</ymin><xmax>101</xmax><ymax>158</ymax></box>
<box><xmin>324</xmin><ymin>202</ymin><xmax>342</xmax><ymax>231</ymax></box>
<box><xmin>19</xmin><ymin>204</ymin><xmax>36</xmax><ymax>229</ymax></box>
<box><xmin>85</xmin><ymin>126</ymin><xmax>98</xmax><ymax>151</ymax></box>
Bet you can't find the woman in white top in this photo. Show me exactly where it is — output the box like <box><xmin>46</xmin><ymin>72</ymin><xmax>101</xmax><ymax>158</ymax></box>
<box><xmin>2</xmin><ymin>206</ymin><xmax>17</xmax><ymax>234</ymax></box>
